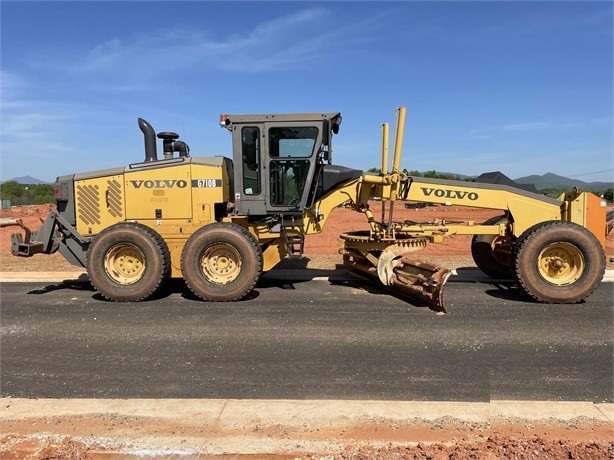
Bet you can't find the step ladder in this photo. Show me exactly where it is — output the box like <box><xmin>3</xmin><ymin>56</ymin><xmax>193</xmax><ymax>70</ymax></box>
<box><xmin>280</xmin><ymin>215</ymin><xmax>305</xmax><ymax>257</ymax></box>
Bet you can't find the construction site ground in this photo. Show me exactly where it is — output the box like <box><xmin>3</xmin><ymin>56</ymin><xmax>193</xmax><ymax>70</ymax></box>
<box><xmin>1</xmin><ymin>203</ymin><xmax>613</xmax><ymax>459</ymax></box>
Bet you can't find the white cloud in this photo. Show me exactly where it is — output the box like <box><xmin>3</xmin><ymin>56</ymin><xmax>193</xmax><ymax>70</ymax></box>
<box><xmin>502</xmin><ymin>122</ymin><xmax>550</xmax><ymax>132</ymax></box>
<box><xmin>34</xmin><ymin>6</ymin><xmax>385</xmax><ymax>93</ymax></box>
<box><xmin>0</xmin><ymin>70</ymin><xmax>27</xmax><ymax>96</ymax></box>
<box><xmin>501</xmin><ymin>117</ymin><xmax>613</xmax><ymax>132</ymax></box>
<box><xmin>1</xmin><ymin>72</ymin><xmax>71</xmax><ymax>142</ymax></box>
<box><xmin>464</xmin><ymin>129</ymin><xmax>492</xmax><ymax>140</ymax></box>
<box><xmin>0</xmin><ymin>72</ymin><xmax>77</xmax><ymax>179</ymax></box>
<box><xmin>67</xmin><ymin>7</ymin><xmax>336</xmax><ymax>85</ymax></box>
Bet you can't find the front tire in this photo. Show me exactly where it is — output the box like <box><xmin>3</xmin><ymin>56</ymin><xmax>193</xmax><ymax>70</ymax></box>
<box><xmin>86</xmin><ymin>222</ymin><xmax>171</xmax><ymax>301</ymax></box>
<box><xmin>512</xmin><ymin>221</ymin><xmax>605</xmax><ymax>303</ymax></box>
<box><xmin>181</xmin><ymin>223</ymin><xmax>263</xmax><ymax>302</ymax></box>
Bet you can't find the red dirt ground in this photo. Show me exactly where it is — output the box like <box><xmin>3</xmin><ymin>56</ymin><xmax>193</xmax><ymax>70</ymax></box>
<box><xmin>2</xmin><ymin>202</ymin><xmax>612</xmax><ymax>269</ymax></box>
<box><xmin>1</xmin><ymin>203</ymin><xmax>613</xmax><ymax>459</ymax></box>
<box><xmin>1</xmin><ymin>416</ymin><xmax>613</xmax><ymax>459</ymax></box>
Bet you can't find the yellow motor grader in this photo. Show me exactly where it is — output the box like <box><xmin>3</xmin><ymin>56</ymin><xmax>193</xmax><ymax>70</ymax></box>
<box><xmin>9</xmin><ymin>107</ymin><xmax>607</xmax><ymax>311</ymax></box>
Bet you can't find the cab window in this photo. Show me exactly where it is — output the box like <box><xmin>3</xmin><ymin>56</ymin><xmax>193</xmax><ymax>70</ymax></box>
<box><xmin>269</xmin><ymin>127</ymin><xmax>318</xmax><ymax>158</ymax></box>
<box><xmin>241</xmin><ymin>126</ymin><xmax>260</xmax><ymax>195</ymax></box>
<box><xmin>268</xmin><ymin>126</ymin><xmax>318</xmax><ymax>207</ymax></box>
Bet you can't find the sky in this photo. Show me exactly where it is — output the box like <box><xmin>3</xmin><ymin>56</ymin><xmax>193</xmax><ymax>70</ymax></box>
<box><xmin>1</xmin><ymin>1</ymin><xmax>612</xmax><ymax>184</ymax></box>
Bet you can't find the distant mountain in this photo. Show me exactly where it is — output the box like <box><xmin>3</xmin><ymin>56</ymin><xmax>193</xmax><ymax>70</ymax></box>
<box><xmin>1</xmin><ymin>176</ymin><xmax>49</xmax><ymax>185</ymax></box>
<box><xmin>514</xmin><ymin>172</ymin><xmax>612</xmax><ymax>193</ymax></box>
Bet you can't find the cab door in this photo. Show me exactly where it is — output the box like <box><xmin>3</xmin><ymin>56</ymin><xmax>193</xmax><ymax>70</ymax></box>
<box><xmin>232</xmin><ymin>124</ymin><xmax>267</xmax><ymax>215</ymax></box>
<box><xmin>264</xmin><ymin>121</ymin><xmax>322</xmax><ymax>214</ymax></box>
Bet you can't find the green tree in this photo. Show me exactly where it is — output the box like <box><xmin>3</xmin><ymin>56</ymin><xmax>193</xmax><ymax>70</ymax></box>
<box><xmin>603</xmin><ymin>187</ymin><xmax>613</xmax><ymax>202</ymax></box>
<box><xmin>540</xmin><ymin>188</ymin><xmax>567</xmax><ymax>199</ymax></box>
<box><xmin>30</xmin><ymin>184</ymin><xmax>54</xmax><ymax>204</ymax></box>
<box><xmin>0</xmin><ymin>181</ymin><xmax>24</xmax><ymax>200</ymax></box>
<box><xmin>0</xmin><ymin>181</ymin><xmax>54</xmax><ymax>205</ymax></box>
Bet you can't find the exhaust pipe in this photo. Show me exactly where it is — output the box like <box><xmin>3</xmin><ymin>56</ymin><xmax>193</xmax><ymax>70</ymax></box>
<box><xmin>138</xmin><ymin>118</ymin><xmax>158</xmax><ymax>162</ymax></box>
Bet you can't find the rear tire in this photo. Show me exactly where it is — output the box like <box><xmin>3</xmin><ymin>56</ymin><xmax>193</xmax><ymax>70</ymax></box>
<box><xmin>86</xmin><ymin>222</ymin><xmax>171</xmax><ymax>301</ymax></box>
<box><xmin>181</xmin><ymin>223</ymin><xmax>263</xmax><ymax>301</ymax></box>
<box><xmin>471</xmin><ymin>215</ymin><xmax>513</xmax><ymax>279</ymax></box>
<box><xmin>512</xmin><ymin>221</ymin><xmax>605</xmax><ymax>303</ymax></box>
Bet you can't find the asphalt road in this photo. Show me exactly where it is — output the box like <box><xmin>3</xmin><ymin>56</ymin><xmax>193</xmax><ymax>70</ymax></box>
<box><xmin>1</xmin><ymin>275</ymin><xmax>612</xmax><ymax>402</ymax></box>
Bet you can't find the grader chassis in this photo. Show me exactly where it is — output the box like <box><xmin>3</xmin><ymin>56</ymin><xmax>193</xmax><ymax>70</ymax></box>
<box><xmin>8</xmin><ymin>106</ymin><xmax>607</xmax><ymax>312</ymax></box>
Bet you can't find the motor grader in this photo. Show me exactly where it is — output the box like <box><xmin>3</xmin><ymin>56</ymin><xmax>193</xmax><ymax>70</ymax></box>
<box><xmin>8</xmin><ymin>107</ymin><xmax>607</xmax><ymax>312</ymax></box>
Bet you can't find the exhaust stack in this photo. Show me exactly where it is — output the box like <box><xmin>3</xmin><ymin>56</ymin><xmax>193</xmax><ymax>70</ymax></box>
<box><xmin>138</xmin><ymin>118</ymin><xmax>158</xmax><ymax>162</ymax></box>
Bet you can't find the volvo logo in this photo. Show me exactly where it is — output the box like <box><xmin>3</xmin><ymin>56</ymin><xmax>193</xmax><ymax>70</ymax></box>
<box><xmin>130</xmin><ymin>180</ymin><xmax>188</xmax><ymax>189</ymax></box>
<box><xmin>420</xmin><ymin>187</ymin><xmax>479</xmax><ymax>201</ymax></box>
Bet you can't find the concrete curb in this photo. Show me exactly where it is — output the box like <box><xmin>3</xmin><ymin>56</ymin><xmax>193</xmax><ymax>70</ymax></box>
<box><xmin>2</xmin><ymin>398</ymin><xmax>612</xmax><ymax>424</ymax></box>
<box><xmin>0</xmin><ymin>271</ymin><xmax>87</xmax><ymax>282</ymax></box>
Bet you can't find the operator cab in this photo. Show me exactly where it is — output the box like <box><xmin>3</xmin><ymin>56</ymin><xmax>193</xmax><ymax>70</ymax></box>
<box><xmin>221</xmin><ymin>112</ymin><xmax>358</xmax><ymax>217</ymax></box>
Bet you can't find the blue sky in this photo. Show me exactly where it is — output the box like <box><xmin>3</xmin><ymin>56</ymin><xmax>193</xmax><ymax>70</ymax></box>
<box><xmin>1</xmin><ymin>1</ymin><xmax>612</xmax><ymax>183</ymax></box>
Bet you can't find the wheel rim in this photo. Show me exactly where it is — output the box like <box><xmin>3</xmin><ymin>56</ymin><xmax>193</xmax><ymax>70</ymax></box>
<box><xmin>104</xmin><ymin>243</ymin><xmax>146</xmax><ymax>285</ymax></box>
<box><xmin>537</xmin><ymin>242</ymin><xmax>584</xmax><ymax>285</ymax></box>
<box><xmin>200</xmin><ymin>243</ymin><xmax>242</xmax><ymax>285</ymax></box>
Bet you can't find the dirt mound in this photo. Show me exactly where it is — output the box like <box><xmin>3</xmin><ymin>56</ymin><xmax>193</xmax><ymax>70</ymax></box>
<box><xmin>333</xmin><ymin>436</ymin><xmax>614</xmax><ymax>460</ymax></box>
